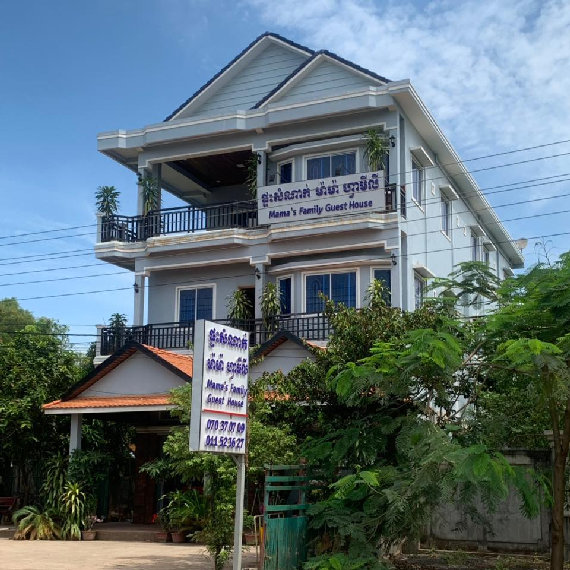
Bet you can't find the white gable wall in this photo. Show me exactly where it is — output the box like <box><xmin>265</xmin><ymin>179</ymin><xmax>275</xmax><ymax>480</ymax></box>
<box><xmin>270</xmin><ymin>59</ymin><xmax>376</xmax><ymax>107</ymax></box>
<box><xmin>250</xmin><ymin>340</ymin><xmax>316</xmax><ymax>382</ymax></box>
<box><xmin>80</xmin><ymin>352</ymin><xmax>187</xmax><ymax>397</ymax></box>
<box><xmin>185</xmin><ymin>43</ymin><xmax>308</xmax><ymax>119</ymax></box>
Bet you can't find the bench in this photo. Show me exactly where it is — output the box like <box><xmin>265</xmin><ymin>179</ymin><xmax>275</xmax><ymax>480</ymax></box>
<box><xmin>0</xmin><ymin>497</ymin><xmax>17</xmax><ymax>523</ymax></box>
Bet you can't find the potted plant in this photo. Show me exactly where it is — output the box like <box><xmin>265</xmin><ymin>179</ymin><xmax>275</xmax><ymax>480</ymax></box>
<box><xmin>95</xmin><ymin>185</ymin><xmax>120</xmax><ymax>217</ymax></box>
<box><xmin>226</xmin><ymin>290</ymin><xmax>253</xmax><ymax>329</ymax></box>
<box><xmin>60</xmin><ymin>482</ymin><xmax>86</xmax><ymax>541</ymax></box>
<box><xmin>260</xmin><ymin>282</ymin><xmax>281</xmax><ymax>332</ymax></box>
<box><xmin>242</xmin><ymin>512</ymin><xmax>257</xmax><ymax>546</ymax></box>
<box><xmin>154</xmin><ymin>508</ymin><xmax>172</xmax><ymax>542</ymax></box>
<box><xmin>81</xmin><ymin>514</ymin><xmax>97</xmax><ymax>541</ymax></box>
<box><xmin>167</xmin><ymin>489</ymin><xmax>208</xmax><ymax>543</ymax></box>
<box><xmin>363</xmin><ymin>128</ymin><xmax>390</xmax><ymax>171</ymax></box>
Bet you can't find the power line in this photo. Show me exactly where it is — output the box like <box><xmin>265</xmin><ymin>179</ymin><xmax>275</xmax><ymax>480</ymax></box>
<box><xmin>0</xmin><ymin>270</ymin><xmax>129</xmax><ymax>288</ymax></box>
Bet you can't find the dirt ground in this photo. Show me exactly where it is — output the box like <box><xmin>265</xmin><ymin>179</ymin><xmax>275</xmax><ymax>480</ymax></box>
<box><xmin>0</xmin><ymin>538</ymin><xmax>259</xmax><ymax>569</ymax></box>
<box><xmin>393</xmin><ymin>551</ymin><xmax>554</xmax><ymax>570</ymax></box>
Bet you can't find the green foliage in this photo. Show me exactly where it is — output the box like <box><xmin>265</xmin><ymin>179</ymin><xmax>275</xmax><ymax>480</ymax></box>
<box><xmin>0</xmin><ymin>297</ymin><xmax>34</xmax><ymax>338</ymax></box>
<box><xmin>246</xmin><ymin>154</ymin><xmax>258</xmax><ymax>199</ymax></box>
<box><xmin>95</xmin><ymin>185</ymin><xmax>120</xmax><ymax>217</ymax></box>
<box><xmin>13</xmin><ymin>505</ymin><xmax>61</xmax><ymax>540</ymax></box>
<box><xmin>42</xmin><ymin>453</ymin><xmax>68</xmax><ymax>511</ymax></box>
<box><xmin>304</xmin><ymin>552</ymin><xmax>388</xmax><ymax>569</ymax></box>
<box><xmin>137</xmin><ymin>174</ymin><xmax>160</xmax><ymax>215</ymax></box>
<box><xmin>165</xmin><ymin>489</ymin><xmax>208</xmax><ymax>531</ymax></box>
<box><xmin>226</xmin><ymin>289</ymin><xmax>253</xmax><ymax>327</ymax></box>
<box><xmin>0</xmin><ymin>300</ymin><xmax>80</xmax><ymax>501</ymax></box>
<box><xmin>260</xmin><ymin>282</ymin><xmax>281</xmax><ymax>331</ymax></box>
<box><xmin>60</xmin><ymin>482</ymin><xmax>87</xmax><ymax>540</ymax></box>
<box><xmin>363</xmin><ymin>129</ymin><xmax>390</xmax><ymax>172</ymax></box>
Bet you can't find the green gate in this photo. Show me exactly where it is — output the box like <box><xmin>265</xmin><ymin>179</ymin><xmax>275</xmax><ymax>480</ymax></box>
<box><xmin>263</xmin><ymin>465</ymin><xmax>308</xmax><ymax>570</ymax></box>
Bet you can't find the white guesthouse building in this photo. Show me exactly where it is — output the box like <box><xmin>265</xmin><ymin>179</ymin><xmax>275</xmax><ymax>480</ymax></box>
<box><xmin>43</xmin><ymin>33</ymin><xmax>523</xmax><ymax>524</ymax></box>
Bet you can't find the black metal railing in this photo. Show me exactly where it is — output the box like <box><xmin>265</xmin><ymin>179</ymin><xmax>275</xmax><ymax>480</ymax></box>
<box><xmin>100</xmin><ymin>200</ymin><xmax>259</xmax><ymax>243</ymax></box>
<box><xmin>100</xmin><ymin>313</ymin><xmax>330</xmax><ymax>355</ymax></box>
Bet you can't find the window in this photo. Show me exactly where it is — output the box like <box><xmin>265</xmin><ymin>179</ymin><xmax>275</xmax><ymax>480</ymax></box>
<box><xmin>373</xmin><ymin>268</ymin><xmax>392</xmax><ymax>305</ymax></box>
<box><xmin>471</xmin><ymin>232</ymin><xmax>479</xmax><ymax>261</ymax></box>
<box><xmin>484</xmin><ymin>247</ymin><xmax>491</xmax><ymax>266</ymax></box>
<box><xmin>306</xmin><ymin>152</ymin><xmax>356</xmax><ymax>180</ymax></box>
<box><xmin>414</xmin><ymin>273</ymin><xmax>424</xmax><ymax>310</ymax></box>
<box><xmin>279</xmin><ymin>161</ymin><xmax>292</xmax><ymax>184</ymax></box>
<box><xmin>278</xmin><ymin>277</ymin><xmax>292</xmax><ymax>314</ymax></box>
<box><xmin>305</xmin><ymin>272</ymin><xmax>356</xmax><ymax>312</ymax></box>
<box><xmin>412</xmin><ymin>158</ymin><xmax>423</xmax><ymax>206</ymax></box>
<box><xmin>441</xmin><ymin>196</ymin><xmax>451</xmax><ymax>236</ymax></box>
<box><xmin>179</xmin><ymin>287</ymin><xmax>213</xmax><ymax>322</ymax></box>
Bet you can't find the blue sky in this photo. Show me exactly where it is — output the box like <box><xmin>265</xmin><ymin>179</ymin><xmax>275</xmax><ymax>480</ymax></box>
<box><xmin>1</xmin><ymin>0</ymin><xmax>569</xmax><ymax>352</ymax></box>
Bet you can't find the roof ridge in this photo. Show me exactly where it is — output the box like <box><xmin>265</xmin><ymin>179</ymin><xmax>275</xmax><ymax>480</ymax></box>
<box><xmin>164</xmin><ymin>32</ymin><xmax>315</xmax><ymax>122</ymax></box>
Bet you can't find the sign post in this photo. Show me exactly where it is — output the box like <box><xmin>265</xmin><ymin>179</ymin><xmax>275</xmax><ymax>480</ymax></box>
<box><xmin>190</xmin><ymin>320</ymin><xmax>250</xmax><ymax>570</ymax></box>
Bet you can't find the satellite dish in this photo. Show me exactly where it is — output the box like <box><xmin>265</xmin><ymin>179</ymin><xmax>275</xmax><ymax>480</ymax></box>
<box><xmin>515</xmin><ymin>238</ymin><xmax>528</xmax><ymax>250</ymax></box>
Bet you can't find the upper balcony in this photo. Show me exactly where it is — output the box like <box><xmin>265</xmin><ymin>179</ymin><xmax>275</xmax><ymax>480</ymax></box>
<box><xmin>97</xmin><ymin>182</ymin><xmax>398</xmax><ymax>245</ymax></box>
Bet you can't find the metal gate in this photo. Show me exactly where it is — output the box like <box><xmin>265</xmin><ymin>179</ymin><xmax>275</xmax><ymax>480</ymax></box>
<box><xmin>263</xmin><ymin>465</ymin><xmax>308</xmax><ymax>570</ymax></box>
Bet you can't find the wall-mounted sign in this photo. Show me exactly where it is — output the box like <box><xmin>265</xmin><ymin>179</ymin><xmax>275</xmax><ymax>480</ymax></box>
<box><xmin>258</xmin><ymin>171</ymin><xmax>385</xmax><ymax>225</ymax></box>
<box><xmin>189</xmin><ymin>320</ymin><xmax>249</xmax><ymax>455</ymax></box>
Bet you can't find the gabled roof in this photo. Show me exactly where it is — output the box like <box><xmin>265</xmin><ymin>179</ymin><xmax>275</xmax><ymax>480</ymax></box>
<box><xmin>49</xmin><ymin>342</ymin><xmax>193</xmax><ymax>403</ymax></box>
<box><xmin>252</xmin><ymin>330</ymin><xmax>326</xmax><ymax>360</ymax></box>
<box><xmin>252</xmin><ymin>49</ymin><xmax>391</xmax><ymax>109</ymax></box>
<box><xmin>164</xmin><ymin>32</ymin><xmax>314</xmax><ymax>121</ymax></box>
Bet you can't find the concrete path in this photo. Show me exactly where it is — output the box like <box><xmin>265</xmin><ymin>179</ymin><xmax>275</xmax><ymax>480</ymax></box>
<box><xmin>0</xmin><ymin>538</ymin><xmax>258</xmax><ymax>569</ymax></box>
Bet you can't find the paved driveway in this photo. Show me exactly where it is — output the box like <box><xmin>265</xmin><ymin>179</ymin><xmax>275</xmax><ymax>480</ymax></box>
<box><xmin>0</xmin><ymin>538</ymin><xmax>258</xmax><ymax>569</ymax></box>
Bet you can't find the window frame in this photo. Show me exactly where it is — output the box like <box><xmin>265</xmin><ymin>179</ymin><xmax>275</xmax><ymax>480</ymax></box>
<box><xmin>471</xmin><ymin>232</ymin><xmax>480</xmax><ymax>262</ymax></box>
<box><xmin>411</xmin><ymin>157</ymin><xmax>424</xmax><ymax>208</ymax></box>
<box><xmin>175</xmin><ymin>283</ymin><xmax>216</xmax><ymax>323</ymax></box>
<box><xmin>441</xmin><ymin>195</ymin><xmax>451</xmax><ymax>237</ymax></box>
<box><xmin>303</xmin><ymin>148</ymin><xmax>359</xmax><ymax>181</ymax></box>
<box><xmin>276</xmin><ymin>159</ymin><xmax>294</xmax><ymax>185</ymax></box>
<box><xmin>302</xmin><ymin>268</ymin><xmax>360</xmax><ymax>313</ymax></box>
<box><xmin>413</xmin><ymin>272</ymin><xmax>425</xmax><ymax>310</ymax></box>
<box><xmin>370</xmin><ymin>266</ymin><xmax>393</xmax><ymax>306</ymax></box>
<box><xmin>277</xmin><ymin>275</ymin><xmax>294</xmax><ymax>315</ymax></box>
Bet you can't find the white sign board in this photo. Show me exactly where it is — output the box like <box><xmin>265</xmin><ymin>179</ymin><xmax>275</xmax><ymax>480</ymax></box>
<box><xmin>190</xmin><ymin>320</ymin><xmax>249</xmax><ymax>455</ymax></box>
<box><xmin>257</xmin><ymin>171</ymin><xmax>385</xmax><ymax>225</ymax></box>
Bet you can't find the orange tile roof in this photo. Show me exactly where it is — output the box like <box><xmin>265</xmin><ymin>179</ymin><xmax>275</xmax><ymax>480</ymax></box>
<box><xmin>142</xmin><ymin>345</ymin><xmax>193</xmax><ymax>377</ymax></box>
<box><xmin>43</xmin><ymin>394</ymin><xmax>172</xmax><ymax>410</ymax></box>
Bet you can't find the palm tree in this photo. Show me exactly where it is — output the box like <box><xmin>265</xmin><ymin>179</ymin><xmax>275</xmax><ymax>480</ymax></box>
<box><xmin>364</xmin><ymin>129</ymin><xmax>390</xmax><ymax>171</ymax></box>
<box><xmin>95</xmin><ymin>185</ymin><xmax>120</xmax><ymax>217</ymax></box>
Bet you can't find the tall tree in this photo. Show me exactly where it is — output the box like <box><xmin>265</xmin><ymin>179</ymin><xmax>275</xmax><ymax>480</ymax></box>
<box><xmin>484</xmin><ymin>253</ymin><xmax>570</xmax><ymax>570</ymax></box>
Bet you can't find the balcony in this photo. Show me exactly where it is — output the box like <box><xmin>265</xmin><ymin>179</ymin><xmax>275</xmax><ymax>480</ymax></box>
<box><xmin>98</xmin><ymin>184</ymin><xmax>398</xmax><ymax>244</ymax></box>
<box><xmin>99</xmin><ymin>313</ymin><xmax>331</xmax><ymax>356</ymax></box>
<box><xmin>100</xmin><ymin>200</ymin><xmax>258</xmax><ymax>243</ymax></box>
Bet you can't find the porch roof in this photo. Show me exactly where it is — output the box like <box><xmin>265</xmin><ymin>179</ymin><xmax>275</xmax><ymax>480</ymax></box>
<box><xmin>42</xmin><ymin>342</ymin><xmax>193</xmax><ymax>415</ymax></box>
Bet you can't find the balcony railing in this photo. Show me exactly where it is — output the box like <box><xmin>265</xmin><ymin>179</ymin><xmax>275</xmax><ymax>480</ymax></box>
<box><xmin>99</xmin><ymin>185</ymin><xmax>399</xmax><ymax>243</ymax></box>
<box><xmin>100</xmin><ymin>200</ymin><xmax>258</xmax><ymax>243</ymax></box>
<box><xmin>100</xmin><ymin>313</ymin><xmax>330</xmax><ymax>355</ymax></box>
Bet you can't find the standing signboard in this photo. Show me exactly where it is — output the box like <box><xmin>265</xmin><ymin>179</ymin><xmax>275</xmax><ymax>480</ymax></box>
<box><xmin>190</xmin><ymin>319</ymin><xmax>249</xmax><ymax>570</ymax></box>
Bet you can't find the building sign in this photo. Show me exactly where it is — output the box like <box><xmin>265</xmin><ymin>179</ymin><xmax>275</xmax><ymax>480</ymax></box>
<box><xmin>190</xmin><ymin>320</ymin><xmax>249</xmax><ymax>455</ymax></box>
<box><xmin>258</xmin><ymin>171</ymin><xmax>385</xmax><ymax>225</ymax></box>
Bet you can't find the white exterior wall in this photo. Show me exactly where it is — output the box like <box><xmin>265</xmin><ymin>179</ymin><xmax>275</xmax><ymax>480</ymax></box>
<box><xmin>80</xmin><ymin>352</ymin><xmax>186</xmax><ymax>397</ymax></box>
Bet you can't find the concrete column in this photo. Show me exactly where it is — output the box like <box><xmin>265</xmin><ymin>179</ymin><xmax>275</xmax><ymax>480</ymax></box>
<box><xmin>69</xmin><ymin>414</ymin><xmax>82</xmax><ymax>456</ymax></box>
<box><xmin>133</xmin><ymin>274</ymin><xmax>146</xmax><ymax>326</ymax></box>
<box><xmin>95</xmin><ymin>324</ymin><xmax>104</xmax><ymax>358</ymax></box>
<box><xmin>137</xmin><ymin>167</ymin><xmax>147</xmax><ymax>216</ymax></box>
<box><xmin>96</xmin><ymin>212</ymin><xmax>104</xmax><ymax>243</ymax></box>
<box><xmin>255</xmin><ymin>150</ymin><xmax>266</xmax><ymax>191</ymax></box>
<box><xmin>253</xmin><ymin>263</ymin><xmax>267</xmax><ymax>320</ymax></box>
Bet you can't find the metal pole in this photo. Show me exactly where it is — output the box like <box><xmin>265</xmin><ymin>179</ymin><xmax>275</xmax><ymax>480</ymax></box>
<box><xmin>233</xmin><ymin>454</ymin><xmax>246</xmax><ymax>570</ymax></box>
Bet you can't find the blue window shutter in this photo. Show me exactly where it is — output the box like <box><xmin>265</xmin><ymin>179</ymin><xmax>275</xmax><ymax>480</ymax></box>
<box><xmin>373</xmin><ymin>269</ymin><xmax>392</xmax><ymax>306</ymax></box>
<box><xmin>306</xmin><ymin>274</ymin><xmax>329</xmax><ymax>313</ymax></box>
<box><xmin>179</xmin><ymin>289</ymin><xmax>196</xmax><ymax>322</ymax></box>
<box><xmin>196</xmin><ymin>288</ymin><xmax>213</xmax><ymax>320</ymax></box>
<box><xmin>279</xmin><ymin>278</ymin><xmax>292</xmax><ymax>314</ymax></box>
<box><xmin>331</xmin><ymin>272</ymin><xmax>356</xmax><ymax>307</ymax></box>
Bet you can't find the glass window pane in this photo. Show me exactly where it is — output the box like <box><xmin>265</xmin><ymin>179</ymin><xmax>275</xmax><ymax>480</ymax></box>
<box><xmin>196</xmin><ymin>288</ymin><xmax>213</xmax><ymax>320</ymax></box>
<box><xmin>179</xmin><ymin>289</ymin><xmax>196</xmax><ymax>322</ymax></box>
<box><xmin>279</xmin><ymin>278</ymin><xmax>292</xmax><ymax>314</ymax></box>
<box><xmin>414</xmin><ymin>276</ymin><xmax>424</xmax><ymax>310</ymax></box>
<box><xmin>331</xmin><ymin>153</ymin><xmax>356</xmax><ymax>177</ymax></box>
<box><xmin>412</xmin><ymin>160</ymin><xmax>422</xmax><ymax>204</ymax></box>
<box><xmin>331</xmin><ymin>272</ymin><xmax>356</xmax><ymax>307</ymax></box>
<box><xmin>279</xmin><ymin>162</ymin><xmax>292</xmax><ymax>184</ymax></box>
<box><xmin>306</xmin><ymin>274</ymin><xmax>329</xmax><ymax>313</ymax></box>
<box><xmin>374</xmin><ymin>269</ymin><xmax>392</xmax><ymax>305</ymax></box>
<box><xmin>307</xmin><ymin>157</ymin><xmax>330</xmax><ymax>180</ymax></box>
